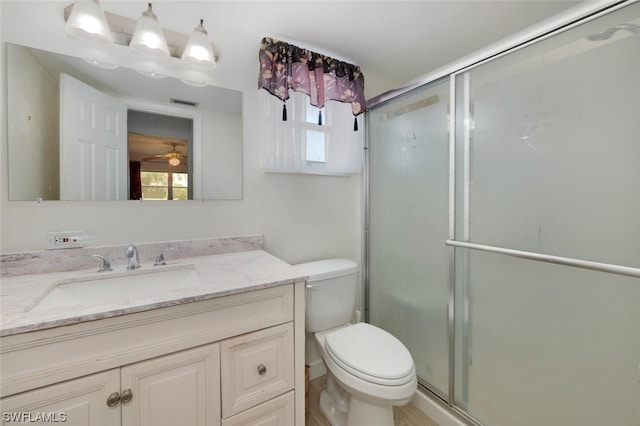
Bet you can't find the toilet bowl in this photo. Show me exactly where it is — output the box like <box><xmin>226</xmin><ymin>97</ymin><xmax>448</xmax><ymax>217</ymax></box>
<box><xmin>316</xmin><ymin>323</ymin><xmax>417</xmax><ymax>425</ymax></box>
<box><xmin>294</xmin><ymin>259</ymin><xmax>417</xmax><ymax>426</ymax></box>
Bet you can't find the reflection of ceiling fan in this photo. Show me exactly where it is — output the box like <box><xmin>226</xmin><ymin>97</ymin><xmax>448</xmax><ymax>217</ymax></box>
<box><xmin>142</xmin><ymin>143</ymin><xmax>187</xmax><ymax>166</ymax></box>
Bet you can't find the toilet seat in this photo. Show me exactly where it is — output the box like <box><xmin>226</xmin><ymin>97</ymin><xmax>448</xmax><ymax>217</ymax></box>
<box><xmin>324</xmin><ymin>323</ymin><xmax>415</xmax><ymax>386</ymax></box>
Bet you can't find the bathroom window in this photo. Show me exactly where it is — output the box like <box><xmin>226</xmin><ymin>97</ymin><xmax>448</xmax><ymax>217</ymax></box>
<box><xmin>140</xmin><ymin>171</ymin><xmax>188</xmax><ymax>200</ymax></box>
<box><xmin>306</xmin><ymin>130</ymin><xmax>326</xmax><ymax>163</ymax></box>
<box><xmin>260</xmin><ymin>90</ymin><xmax>363</xmax><ymax>175</ymax></box>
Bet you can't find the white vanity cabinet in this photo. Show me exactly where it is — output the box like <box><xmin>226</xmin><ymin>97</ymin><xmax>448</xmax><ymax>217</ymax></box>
<box><xmin>1</xmin><ymin>282</ymin><xmax>305</xmax><ymax>426</ymax></box>
<box><xmin>1</xmin><ymin>344</ymin><xmax>220</xmax><ymax>426</ymax></box>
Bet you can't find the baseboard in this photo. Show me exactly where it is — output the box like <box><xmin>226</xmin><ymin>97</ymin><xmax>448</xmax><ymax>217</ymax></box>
<box><xmin>307</xmin><ymin>359</ymin><xmax>327</xmax><ymax>380</ymax></box>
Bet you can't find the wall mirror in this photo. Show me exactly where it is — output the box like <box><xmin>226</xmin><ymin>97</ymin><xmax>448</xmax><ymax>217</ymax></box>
<box><xmin>6</xmin><ymin>43</ymin><xmax>243</xmax><ymax>201</ymax></box>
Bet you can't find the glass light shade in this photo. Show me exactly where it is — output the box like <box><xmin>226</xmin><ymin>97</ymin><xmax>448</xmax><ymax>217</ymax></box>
<box><xmin>129</xmin><ymin>3</ymin><xmax>170</xmax><ymax>58</ymax></box>
<box><xmin>181</xmin><ymin>20</ymin><xmax>217</xmax><ymax>69</ymax></box>
<box><xmin>168</xmin><ymin>157</ymin><xmax>180</xmax><ymax>166</ymax></box>
<box><xmin>65</xmin><ymin>0</ymin><xmax>113</xmax><ymax>45</ymax></box>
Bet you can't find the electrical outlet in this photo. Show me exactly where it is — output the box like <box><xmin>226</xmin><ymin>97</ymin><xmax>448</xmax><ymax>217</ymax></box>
<box><xmin>47</xmin><ymin>231</ymin><xmax>87</xmax><ymax>249</ymax></box>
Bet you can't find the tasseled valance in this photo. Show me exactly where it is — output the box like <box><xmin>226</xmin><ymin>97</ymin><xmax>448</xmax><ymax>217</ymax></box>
<box><xmin>258</xmin><ymin>37</ymin><xmax>366</xmax><ymax>129</ymax></box>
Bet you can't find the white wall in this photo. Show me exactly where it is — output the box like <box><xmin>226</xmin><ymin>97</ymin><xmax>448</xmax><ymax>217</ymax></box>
<box><xmin>7</xmin><ymin>44</ymin><xmax>60</xmax><ymax>201</ymax></box>
<box><xmin>201</xmin><ymin>109</ymin><xmax>242</xmax><ymax>200</ymax></box>
<box><xmin>0</xmin><ymin>1</ymin><xmax>364</xmax><ymax>267</ymax></box>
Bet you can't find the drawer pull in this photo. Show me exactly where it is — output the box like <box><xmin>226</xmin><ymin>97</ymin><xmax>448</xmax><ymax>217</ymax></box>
<box><xmin>257</xmin><ymin>364</ymin><xmax>267</xmax><ymax>375</ymax></box>
<box><xmin>106</xmin><ymin>392</ymin><xmax>121</xmax><ymax>407</ymax></box>
<box><xmin>121</xmin><ymin>388</ymin><xmax>133</xmax><ymax>404</ymax></box>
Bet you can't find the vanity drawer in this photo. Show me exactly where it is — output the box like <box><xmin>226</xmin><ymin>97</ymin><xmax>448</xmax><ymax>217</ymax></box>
<box><xmin>221</xmin><ymin>391</ymin><xmax>294</xmax><ymax>426</ymax></box>
<box><xmin>221</xmin><ymin>323</ymin><xmax>294</xmax><ymax>418</ymax></box>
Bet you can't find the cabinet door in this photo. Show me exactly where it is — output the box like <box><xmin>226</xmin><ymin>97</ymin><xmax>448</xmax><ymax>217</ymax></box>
<box><xmin>1</xmin><ymin>369</ymin><xmax>120</xmax><ymax>426</ymax></box>
<box><xmin>120</xmin><ymin>343</ymin><xmax>220</xmax><ymax>426</ymax></box>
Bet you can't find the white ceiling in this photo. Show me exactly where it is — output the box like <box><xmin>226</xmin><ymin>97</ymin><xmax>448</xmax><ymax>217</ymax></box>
<box><xmin>101</xmin><ymin>0</ymin><xmax>585</xmax><ymax>97</ymax></box>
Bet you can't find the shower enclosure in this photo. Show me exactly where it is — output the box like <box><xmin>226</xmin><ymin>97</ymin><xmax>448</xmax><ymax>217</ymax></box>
<box><xmin>366</xmin><ymin>2</ymin><xmax>640</xmax><ymax>425</ymax></box>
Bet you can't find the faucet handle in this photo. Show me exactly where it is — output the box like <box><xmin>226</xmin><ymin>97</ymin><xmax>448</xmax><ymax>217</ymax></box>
<box><xmin>125</xmin><ymin>244</ymin><xmax>141</xmax><ymax>270</ymax></box>
<box><xmin>154</xmin><ymin>247</ymin><xmax>176</xmax><ymax>266</ymax></box>
<box><xmin>85</xmin><ymin>254</ymin><xmax>113</xmax><ymax>273</ymax></box>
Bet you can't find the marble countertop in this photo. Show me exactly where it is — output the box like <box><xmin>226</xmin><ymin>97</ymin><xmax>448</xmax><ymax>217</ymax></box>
<box><xmin>0</xmin><ymin>250</ymin><xmax>308</xmax><ymax>337</ymax></box>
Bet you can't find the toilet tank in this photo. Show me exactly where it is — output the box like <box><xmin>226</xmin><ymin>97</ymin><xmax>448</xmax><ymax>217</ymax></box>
<box><xmin>293</xmin><ymin>259</ymin><xmax>359</xmax><ymax>333</ymax></box>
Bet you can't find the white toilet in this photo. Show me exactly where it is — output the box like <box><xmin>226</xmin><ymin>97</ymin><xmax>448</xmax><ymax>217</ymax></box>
<box><xmin>294</xmin><ymin>259</ymin><xmax>417</xmax><ymax>426</ymax></box>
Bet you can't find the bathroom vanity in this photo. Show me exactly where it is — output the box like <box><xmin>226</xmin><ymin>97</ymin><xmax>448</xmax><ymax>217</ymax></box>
<box><xmin>0</xmin><ymin>245</ymin><xmax>307</xmax><ymax>425</ymax></box>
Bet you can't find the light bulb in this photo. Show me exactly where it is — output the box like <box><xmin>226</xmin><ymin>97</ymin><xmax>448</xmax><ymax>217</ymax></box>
<box><xmin>130</xmin><ymin>3</ymin><xmax>170</xmax><ymax>58</ymax></box>
<box><xmin>182</xmin><ymin>19</ymin><xmax>216</xmax><ymax>69</ymax></box>
<box><xmin>65</xmin><ymin>0</ymin><xmax>113</xmax><ymax>45</ymax></box>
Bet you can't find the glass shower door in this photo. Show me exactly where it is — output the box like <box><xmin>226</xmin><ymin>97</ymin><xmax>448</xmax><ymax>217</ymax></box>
<box><xmin>453</xmin><ymin>2</ymin><xmax>640</xmax><ymax>424</ymax></box>
<box><xmin>367</xmin><ymin>81</ymin><xmax>451</xmax><ymax>396</ymax></box>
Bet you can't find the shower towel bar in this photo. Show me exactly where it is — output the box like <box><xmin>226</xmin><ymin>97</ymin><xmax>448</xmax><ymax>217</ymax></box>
<box><xmin>445</xmin><ymin>240</ymin><xmax>640</xmax><ymax>279</ymax></box>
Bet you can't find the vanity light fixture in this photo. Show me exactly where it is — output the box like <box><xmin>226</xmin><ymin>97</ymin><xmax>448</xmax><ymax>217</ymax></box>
<box><xmin>129</xmin><ymin>3</ymin><xmax>170</xmax><ymax>58</ymax></box>
<box><xmin>63</xmin><ymin>2</ymin><xmax>220</xmax><ymax>72</ymax></box>
<box><xmin>65</xmin><ymin>0</ymin><xmax>113</xmax><ymax>45</ymax></box>
<box><xmin>182</xmin><ymin>19</ymin><xmax>217</xmax><ymax>69</ymax></box>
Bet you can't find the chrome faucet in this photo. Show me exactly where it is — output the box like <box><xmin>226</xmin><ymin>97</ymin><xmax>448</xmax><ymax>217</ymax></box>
<box><xmin>125</xmin><ymin>244</ymin><xmax>141</xmax><ymax>270</ymax></box>
<box><xmin>154</xmin><ymin>247</ymin><xmax>176</xmax><ymax>266</ymax></box>
<box><xmin>85</xmin><ymin>254</ymin><xmax>112</xmax><ymax>273</ymax></box>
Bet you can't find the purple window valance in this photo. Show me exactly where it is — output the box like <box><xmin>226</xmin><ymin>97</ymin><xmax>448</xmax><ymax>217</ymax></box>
<box><xmin>258</xmin><ymin>37</ymin><xmax>366</xmax><ymax>128</ymax></box>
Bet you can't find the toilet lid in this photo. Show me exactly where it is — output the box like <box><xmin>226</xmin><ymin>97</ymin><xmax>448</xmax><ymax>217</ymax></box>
<box><xmin>324</xmin><ymin>323</ymin><xmax>415</xmax><ymax>385</ymax></box>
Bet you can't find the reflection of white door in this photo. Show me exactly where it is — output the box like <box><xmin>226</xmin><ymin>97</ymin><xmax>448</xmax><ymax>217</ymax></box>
<box><xmin>60</xmin><ymin>73</ymin><xmax>127</xmax><ymax>200</ymax></box>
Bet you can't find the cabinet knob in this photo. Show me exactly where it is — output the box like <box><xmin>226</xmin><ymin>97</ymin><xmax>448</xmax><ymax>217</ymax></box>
<box><xmin>106</xmin><ymin>392</ymin><xmax>121</xmax><ymax>407</ymax></box>
<box><xmin>257</xmin><ymin>364</ymin><xmax>267</xmax><ymax>375</ymax></box>
<box><xmin>121</xmin><ymin>388</ymin><xmax>133</xmax><ymax>404</ymax></box>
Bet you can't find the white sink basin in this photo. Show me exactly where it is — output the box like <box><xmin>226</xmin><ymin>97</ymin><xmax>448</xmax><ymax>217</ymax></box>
<box><xmin>26</xmin><ymin>264</ymin><xmax>201</xmax><ymax>312</ymax></box>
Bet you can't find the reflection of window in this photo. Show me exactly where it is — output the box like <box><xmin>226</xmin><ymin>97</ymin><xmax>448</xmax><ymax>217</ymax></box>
<box><xmin>141</xmin><ymin>171</ymin><xmax>188</xmax><ymax>200</ymax></box>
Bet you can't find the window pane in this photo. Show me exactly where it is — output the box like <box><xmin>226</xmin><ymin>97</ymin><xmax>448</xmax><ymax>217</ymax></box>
<box><xmin>173</xmin><ymin>173</ymin><xmax>188</xmax><ymax>188</ymax></box>
<box><xmin>142</xmin><ymin>187</ymin><xmax>168</xmax><ymax>200</ymax></box>
<box><xmin>305</xmin><ymin>97</ymin><xmax>320</xmax><ymax>123</ymax></box>
<box><xmin>173</xmin><ymin>188</ymin><xmax>188</xmax><ymax>200</ymax></box>
<box><xmin>140</xmin><ymin>171</ymin><xmax>189</xmax><ymax>200</ymax></box>
<box><xmin>141</xmin><ymin>172</ymin><xmax>168</xmax><ymax>186</ymax></box>
<box><xmin>306</xmin><ymin>130</ymin><xmax>326</xmax><ymax>163</ymax></box>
